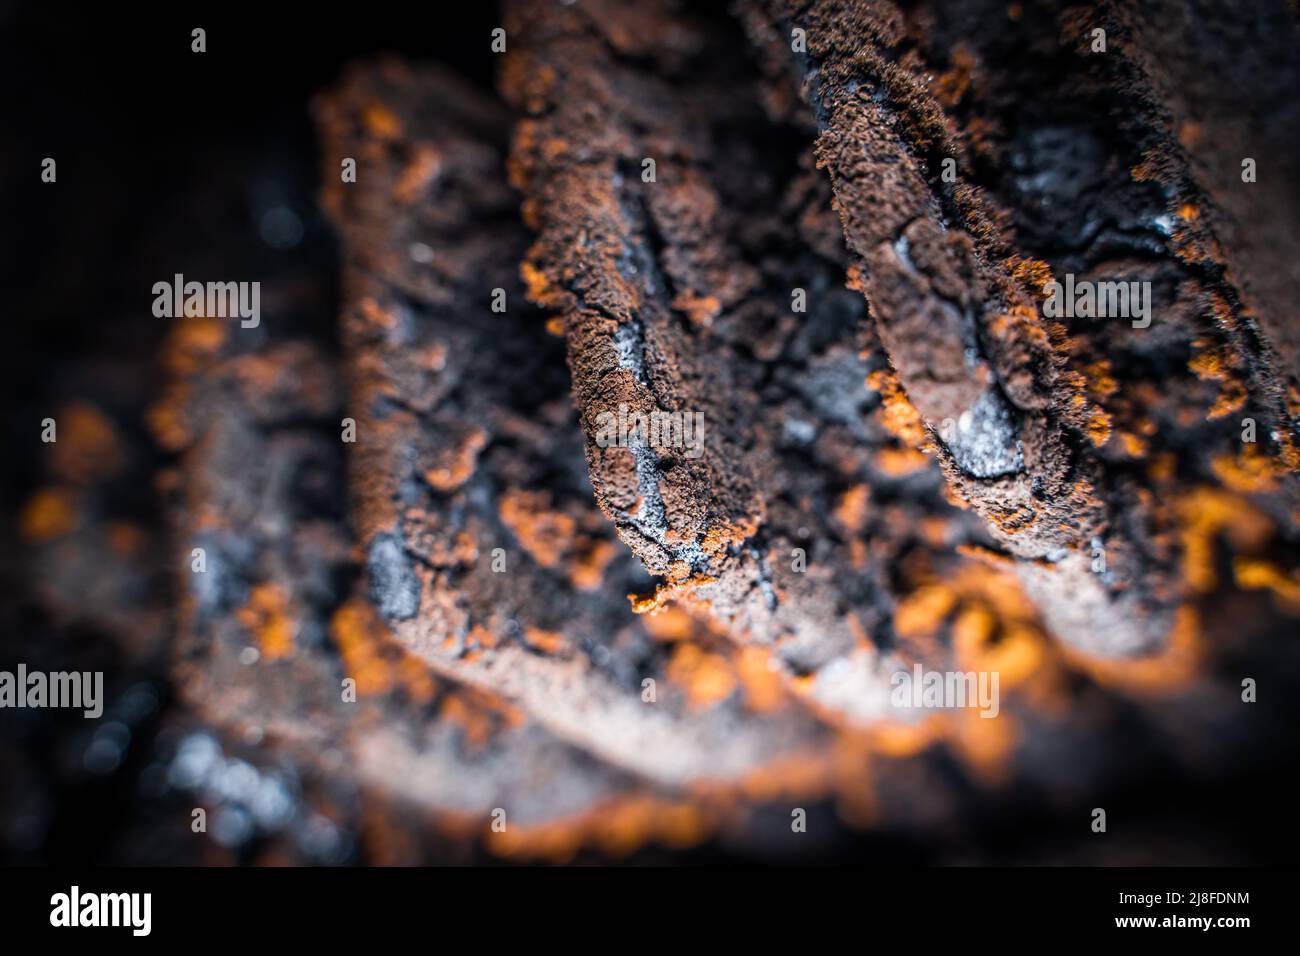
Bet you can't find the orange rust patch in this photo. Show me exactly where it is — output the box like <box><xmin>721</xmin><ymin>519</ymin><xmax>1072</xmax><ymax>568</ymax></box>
<box><xmin>236</xmin><ymin>584</ymin><xmax>297</xmax><ymax>661</ymax></box>
<box><xmin>894</xmin><ymin>583</ymin><xmax>958</xmax><ymax>638</ymax></box>
<box><xmin>919</xmin><ymin>515</ymin><xmax>951</xmax><ymax>547</ymax></box>
<box><xmin>1233</xmin><ymin>558</ymin><xmax>1300</xmax><ymax>614</ymax></box>
<box><xmin>867</xmin><ymin>367</ymin><xmax>928</xmax><ymax>447</ymax></box>
<box><xmin>486</xmin><ymin>794</ymin><xmax>715</xmax><ymax>861</ymax></box>
<box><xmin>161</xmin><ymin>316</ymin><xmax>227</xmax><ymax>375</ymax></box>
<box><xmin>1207</xmin><ymin>380</ymin><xmax>1247</xmax><ymax>420</ymax></box>
<box><xmin>1081</xmin><ymin>360</ymin><xmax>1118</xmax><ymax>401</ymax></box>
<box><xmin>1177</xmin><ymin>119</ymin><xmax>1203</xmax><ymax>148</ymax></box>
<box><xmin>330</xmin><ymin>598</ymin><xmax>435</xmax><ymax>701</ymax></box>
<box><xmin>362</xmin><ymin>101</ymin><xmax>402</xmax><ymax>141</ymax></box>
<box><xmin>1119</xmin><ymin>431</ymin><xmax>1148</xmax><ymax>457</ymax></box>
<box><xmin>733</xmin><ymin>646</ymin><xmax>787</xmax><ymax>713</ymax></box>
<box><xmin>439</xmin><ymin>694</ymin><xmax>495</xmax><ymax>749</ymax></box>
<box><xmin>932</xmin><ymin>46</ymin><xmax>975</xmax><ymax>107</ymax></box>
<box><xmin>730</xmin><ymin>750</ymin><xmax>836</xmax><ymax>804</ymax></box>
<box><xmin>948</xmin><ymin>707</ymin><xmax>1019</xmax><ymax>786</ymax></box>
<box><xmin>520</xmin><ymin>260</ymin><xmax>556</xmax><ymax>306</ymax></box>
<box><xmin>1211</xmin><ymin>446</ymin><xmax>1282</xmax><ymax>494</ymax></box>
<box><xmin>833</xmin><ymin>484</ymin><xmax>870</xmax><ymax>534</ymax></box>
<box><xmin>641</xmin><ymin>605</ymin><xmax>697</xmax><ymax>641</ymax></box>
<box><xmin>568</xmin><ymin>537</ymin><xmax>617</xmax><ymax>591</ymax></box>
<box><xmin>866</xmin><ymin>717</ymin><xmax>944</xmax><ymax>759</ymax></box>
<box><xmin>359</xmin><ymin>297</ymin><xmax>400</xmax><ymax>332</ymax></box>
<box><xmin>670</xmin><ymin>292</ymin><xmax>722</xmax><ymax>327</ymax></box>
<box><xmin>1178</xmin><ymin>487</ymin><xmax>1274</xmax><ymax>593</ymax></box>
<box><xmin>498</xmin><ymin>489</ymin><xmax>577</xmax><ymax>569</ymax></box>
<box><xmin>1149</xmin><ymin>451</ymin><xmax>1177</xmax><ymax>484</ymax></box>
<box><xmin>19</xmin><ymin>487</ymin><xmax>77</xmax><ymax>542</ymax></box>
<box><xmin>952</xmin><ymin>606</ymin><xmax>1043</xmax><ymax>689</ymax></box>
<box><xmin>701</xmin><ymin>511</ymin><xmax>762</xmax><ymax>556</ymax></box>
<box><xmin>1064</xmin><ymin>606</ymin><xmax>1203</xmax><ymax>694</ymax></box>
<box><xmin>393</xmin><ymin>144</ymin><xmax>442</xmax><ymax>204</ymax></box>
<box><xmin>1188</xmin><ymin>345</ymin><xmax>1228</xmax><ymax>380</ymax></box>
<box><xmin>425</xmin><ymin>427</ymin><xmax>488</xmax><ymax>492</ymax></box>
<box><xmin>629</xmin><ymin>573</ymin><xmax>718</xmax><ymax>615</ymax></box>
<box><xmin>957</xmin><ymin>543</ymin><xmax>1016</xmax><ymax>567</ymax></box>
<box><xmin>875</xmin><ymin>446</ymin><xmax>930</xmax><ymax>476</ymax></box>
<box><xmin>1085</xmin><ymin>409</ymin><xmax>1112</xmax><ymax>447</ymax></box>
<box><xmin>1188</xmin><ymin>343</ymin><xmax>1249</xmax><ymax>420</ymax></box>
<box><xmin>666</xmin><ymin>643</ymin><xmax>737</xmax><ymax>710</ymax></box>
<box><xmin>892</xmin><ymin>561</ymin><xmax>1068</xmax><ymax>729</ymax></box>
<box><xmin>146</xmin><ymin>388</ymin><xmax>191</xmax><ymax>452</ymax></box>
<box><xmin>50</xmin><ymin>402</ymin><xmax>122</xmax><ymax>483</ymax></box>
<box><xmin>845</xmin><ymin>264</ymin><xmax>865</xmax><ymax>293</ymax></box>
<box><xmin>523</xmin><ymin>627</ymin><xmax>567</xmax><ymax>655</ymax></box>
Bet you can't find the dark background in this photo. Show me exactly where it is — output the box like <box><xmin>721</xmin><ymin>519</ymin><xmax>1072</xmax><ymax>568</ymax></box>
<box><xmin>2</xmin><ymin>1</ymin><xmax>497</xmax><ymax>501</ymax></box>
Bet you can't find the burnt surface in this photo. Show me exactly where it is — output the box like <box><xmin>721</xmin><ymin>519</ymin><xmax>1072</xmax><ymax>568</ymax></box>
<box><xmin>2</xmin><ymin>0</ymin><xmax>1299</xmax><ymax>865</ymax></box>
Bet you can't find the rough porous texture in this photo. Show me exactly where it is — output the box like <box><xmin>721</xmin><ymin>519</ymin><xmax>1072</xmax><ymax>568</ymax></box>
<box><xmin>4</xmin><ymin>0</ymin><xmax>1299</xmax><ymax>864</ymax></box>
